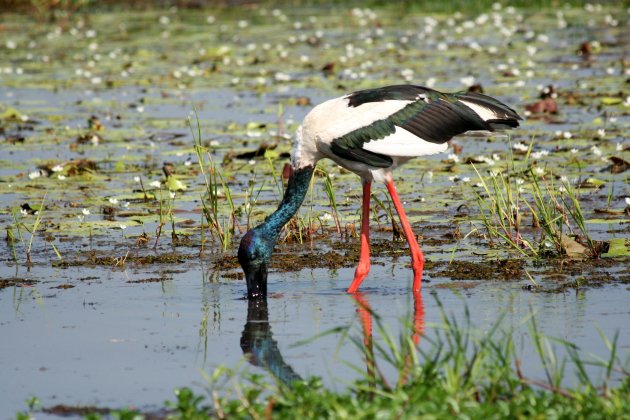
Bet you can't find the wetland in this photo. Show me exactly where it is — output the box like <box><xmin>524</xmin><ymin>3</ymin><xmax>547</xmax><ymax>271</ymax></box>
<box><xmin>1</xmin><ymin>1</ymin><xmax>629</xmax><ymax>417</ymax></box>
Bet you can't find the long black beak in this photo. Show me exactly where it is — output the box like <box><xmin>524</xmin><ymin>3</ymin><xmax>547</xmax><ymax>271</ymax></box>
<box><xmin>245</xmin><ymin>263</ymin><xmax>268</xmax><ymax>300</ymax></box>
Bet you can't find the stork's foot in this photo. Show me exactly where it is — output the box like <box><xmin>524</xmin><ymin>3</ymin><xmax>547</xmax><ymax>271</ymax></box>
<box><xmin>348</xmin><ymin>262</ymin><xmax>370</xmax><ymax>293</ymax></box>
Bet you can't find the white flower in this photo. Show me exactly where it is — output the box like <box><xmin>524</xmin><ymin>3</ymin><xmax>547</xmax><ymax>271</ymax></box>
<box><xmin>534</xmin><ymin>167</ymin><xmax>544</xmax><ymax>175</ymax></box>
<box><xmin>513</xmin><ymin>143</ymin><xmax>528</xmax><ymax>152</ymax></box>
<box><xmin>52</xmin><ymin>164</ymin><xmax>64</xmax><ymax>172</ymax></box>
<box><xmin>563</xmin><ymin>131</ymin><xmax>572</xmax><ymax>139</ymax></box>
<box><xmin>274</xmin><ymin>72</ymin><xmax>291</xmax><ymax>82</ymax></box>
<box><xmin>590</xmin><ymin>145</ymin><xmax>602</xmax><ymax>156</ymax></box>
<box><xmin>133</xmin><ymin>176</ymin><xmax>141</xmax><ymax>183</ymax></box>
<box><xmin>77</xmin><ymin>215</ymin><xmax>85</xmax><ymax>223</ymax></box>
<box><xmin>150</xmin><ymin>180</ymin><xmax>161</xmax><ymax>188</ymax></box>
<box><xmin>123</xmin><ymin>202</ymin><xmax>130</xmax><ymax>208</ymax></box>
<box><xmin>108</xmin><ymin>197</ymin><xmax>119</xmax><ymax>205</ymax></box>
<box><xmin>248</xmin><ymin>159</ymin><xmax>256</xmax><ymax>165</ymax></box>
<box><xmin>58</xmin><ymin>175</ymin><xmax>66</xmax><ymax>180</ymax></box>
<box><xmin>515</xmin><ymin>178</ymin><xmax>524</xmax><ymax>185</ymax></box>
<box><xmin>169</xmin><ymin>191</ymin><xmax>176</xmax><ymax>199</ymax></box>
<box><xmin>616</xmin><ymin>143</ymin><xmax>623</xmax><ymax>151</ymax></box>
<box><xmin>560</xmin><ymin>175</ymin><xmax>568</xmax><ymax>182</ymax></box>
<box><xmin>448</xmin><ymin>153</ymin><xmax>460</xmax><ymax>163</ymax></box>
<box><xmin>28</xmin><ymin>171</ymin><xmax>41</xmax><ymax>179</ymax></box>
<box><xmin>119</xmin><ymin>224</ymin><xmax>127</xmax><ymax>230</ymax></box>
<box><xmin>6</xmin><ymin>40</ymin><xmax>17</xmax><ymax>49</ymax></box>
<box><xmin>159</xmin><ymin>15</ymin><xmax>170</xmax><ymax>25</ymax></box>
<box><xmin>596</xmin><ymin>128</ymin><xmax>606</xmax><ymax>138</ymax></box>
<box><xmin>558</xmin><ymin>186</ymin><xmax>567</xmax><ymax>193</ymax></box>
<box><xmin>461</xmin><ymin>177</ymin><xmax>470</xmax><ymax>183</ymax></box>
<box><xmin>20</xmin><ymin>208</ymin><xmax>28</xmax><ymax>216</ymax></box>
<box><xmin>625</xmin><ymin>197</ymin><xmax>630</xmax><ymax>206</ymax></box>
<box><xmin>570</xmin><ymin>148</ymin><xmax>579</xmax><ymax>154</ymax></box>
<box><xmin>460</xmin><ymin>76</ymin><xmax>475</xmax><ymax>86</ymax></box>
<box><xmin>82</xmin><ymin>208</ymin><xmax>90</xmax><ymax>215</ymax></box>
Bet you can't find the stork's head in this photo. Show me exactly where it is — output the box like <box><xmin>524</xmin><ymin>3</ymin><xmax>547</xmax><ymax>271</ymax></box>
<box><xmin>238</xmin><ymin>228</ymin><xmax>273</xmax><ymax>299</ymax></box>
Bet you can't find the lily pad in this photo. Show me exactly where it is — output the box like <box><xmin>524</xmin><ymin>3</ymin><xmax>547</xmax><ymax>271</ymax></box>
<box><xmin>601</xmin><ymin>238</ymin><xmax>630</xmax><ymax>258</ymax></box>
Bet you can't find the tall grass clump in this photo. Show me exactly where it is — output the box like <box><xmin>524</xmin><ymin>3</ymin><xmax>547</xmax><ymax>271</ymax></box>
<box><xmin>471</xmin><ymin>143</ymin><xmax>599</xmax><ymax>259</ymax></box>
<box><xmin>8</xmin><ymin>195</ymin><xmax>62</xmax><ymax>266</ymax></box>
<box><xmin>190</xmin><ymin>113</ymin><xmax>236</xmax><ymax>252</ymax></box>
<box><xmin>527</xmin><ymin>170</ymin><xmax>599</xmax><ymax>257</ymax></box>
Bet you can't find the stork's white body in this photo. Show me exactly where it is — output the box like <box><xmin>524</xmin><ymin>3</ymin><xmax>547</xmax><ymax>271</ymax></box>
<box><xmin>292</xmin><ymin>89</ymin><xmax>515</xmax><ymax>183</ymax></box>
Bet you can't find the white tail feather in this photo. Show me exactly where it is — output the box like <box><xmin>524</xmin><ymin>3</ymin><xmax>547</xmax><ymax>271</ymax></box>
<box><xmin>459</xmin><ymin>99</ymin><xmax>501</xmax><ymax>121</ymax></box>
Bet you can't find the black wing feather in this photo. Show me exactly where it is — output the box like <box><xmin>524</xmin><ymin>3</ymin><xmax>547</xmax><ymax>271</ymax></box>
<box><xmin>332</xmin><ymin>85</ymin><xmax>520</xmax><ymax>167</ymax></box>
<box><xmin>330</xmin><ymin>142</ymin><xmax>393</xmax><ymax>168</ymax></box>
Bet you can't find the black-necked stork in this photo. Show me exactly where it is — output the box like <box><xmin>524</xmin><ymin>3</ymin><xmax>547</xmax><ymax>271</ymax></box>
<box><xmin>238</xmin><ymin>84</ymin><xmax>521</xmax><ymax>299</ymax></box>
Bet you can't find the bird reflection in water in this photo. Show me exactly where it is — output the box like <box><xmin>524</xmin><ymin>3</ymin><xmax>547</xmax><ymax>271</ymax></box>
<box><xmin>240</xmin><ymin>299</ymin><xmax>301</xmax><ymax>385</ymax></box>
<box><xmin>240</xmin><ymin>292</ymin><xmax>425</xmax><ymax>387</ymax></box>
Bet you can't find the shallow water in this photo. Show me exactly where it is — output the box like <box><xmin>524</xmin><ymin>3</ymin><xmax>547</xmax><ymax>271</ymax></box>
<box><xmin>1</xmin><ymin>260</ymin><xmax>629</xmax><ymax>416</ymax></box>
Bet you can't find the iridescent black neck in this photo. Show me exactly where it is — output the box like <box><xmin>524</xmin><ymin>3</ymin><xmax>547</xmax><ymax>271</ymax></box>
<box><xmin>260</xmin><ymin>165</ymin><xmax>315</xmax><ymax>238</ymax></box>
<box><xmin>238</xmin><ymin>165</ymin><xmax>315</xmax><ymax>299</ymax></box>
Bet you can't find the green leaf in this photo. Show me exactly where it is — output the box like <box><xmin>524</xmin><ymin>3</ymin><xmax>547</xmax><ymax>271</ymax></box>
<box><xmin>579</xmin><ymin>178</ymin><xmax>605</xmax><ymax>188</ymax></box>
<box><xmin>0</xmin><ymin>106</ymin><xmax>30</xmax><ymax>122</ymax></box>
<box><xmin>600</xmin><ymin>97</ymin><xmax>622</xmax><ymax>106</ymax></box>
<box><xmin>602</xmin><ymin>238</ymin><xmax>630</xmax><ymax>258</ymax></box>
<box><xmin>166</xmin><ymin>176</ymin><xmax>187</xmax><ymax>191</ymax></box>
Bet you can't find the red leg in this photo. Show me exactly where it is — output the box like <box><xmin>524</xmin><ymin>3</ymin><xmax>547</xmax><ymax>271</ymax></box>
<box><xmin>347</xmin><ymin>180</ymin><xmax>371</xmax><ymax>293</ymax></box>
<box><xmin>385</xmin><ymin>180</ymin><xmax>424</xmax><ymax>291</ymax></box>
